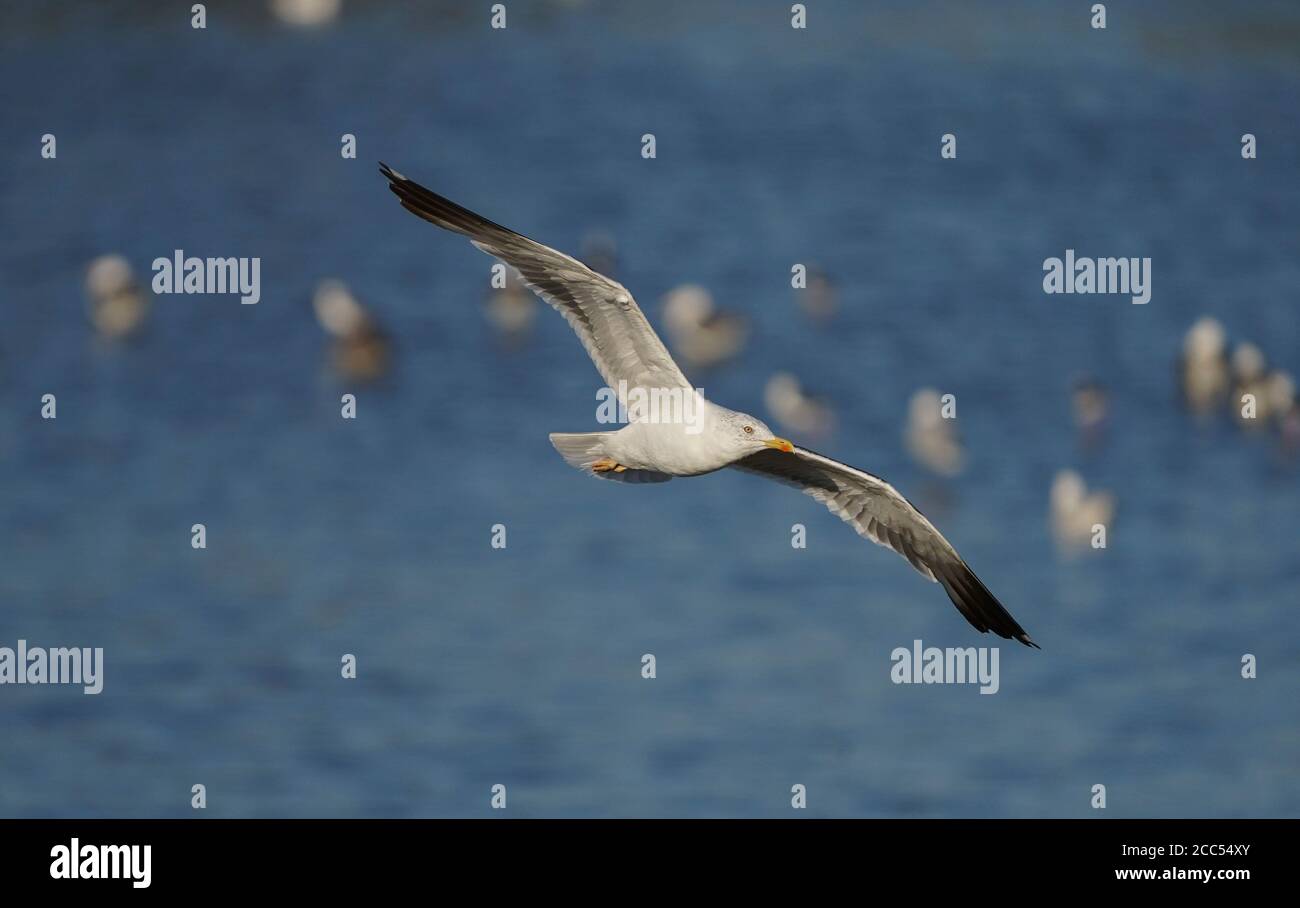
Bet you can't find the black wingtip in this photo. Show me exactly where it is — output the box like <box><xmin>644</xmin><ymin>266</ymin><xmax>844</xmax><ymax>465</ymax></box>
<box><xmin>938</xmin><ymin>559</ymin><xmax>1039</xmax><ymax>650</ymax></box>
<box><xmin>376</xmin><ymin>164</ymin><xmax>522</xmax><ymax>243</ymax></box>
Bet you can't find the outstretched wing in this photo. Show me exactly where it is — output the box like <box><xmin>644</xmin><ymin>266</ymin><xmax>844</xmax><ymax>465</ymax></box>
<box><xmin>379</xmin><ymin>163</ymin><xmax>691</xmax><ymax>398</ymax></box>
<box><xmin>733</xmin><ymin>445</ymin><xmax>1038</xmax><ymax>647</ymax></box>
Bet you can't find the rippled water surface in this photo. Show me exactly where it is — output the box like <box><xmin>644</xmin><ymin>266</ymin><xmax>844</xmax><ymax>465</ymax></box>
<box><xmin>1</xmin><ymin>0</ymin><xmax>1297</xmax><ymax>816</ymax></box>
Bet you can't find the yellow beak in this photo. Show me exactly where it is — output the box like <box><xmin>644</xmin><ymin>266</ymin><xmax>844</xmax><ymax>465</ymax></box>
<box><xmin>764</xmin><ymin>437</ymin><xmax>795</xmax><ymax>453</ymax></box>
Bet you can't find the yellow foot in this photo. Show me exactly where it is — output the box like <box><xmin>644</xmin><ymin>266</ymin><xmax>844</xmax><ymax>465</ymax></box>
<box><xmin>592</xmin><ymin>457</ymin><xmax>628</xmax><ymax>474</ymax></box>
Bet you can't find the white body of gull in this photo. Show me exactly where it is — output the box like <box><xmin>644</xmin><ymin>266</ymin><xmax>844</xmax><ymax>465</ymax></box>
<box><xmin>380</xmin><ymin>164</ymin><xmax>1037</xmax><ymax>647</ymax></box>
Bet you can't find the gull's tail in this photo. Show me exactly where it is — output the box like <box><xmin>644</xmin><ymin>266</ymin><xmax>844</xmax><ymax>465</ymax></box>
<box><xmin>548</xmin><ymin>432</ymin><xmax>672</xmax><ymax>484</ymax></box>
<box><xmin>549</xmin><ymin>432</ymin><xmax>613</xmax><ymax>471</ymax></box>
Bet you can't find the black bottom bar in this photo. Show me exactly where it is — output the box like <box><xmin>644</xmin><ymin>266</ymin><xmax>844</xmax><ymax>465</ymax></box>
<box><xmin>3</xmin><ymin>818</ymin><xmax>1289</xmax><ymax>892</ymax></box>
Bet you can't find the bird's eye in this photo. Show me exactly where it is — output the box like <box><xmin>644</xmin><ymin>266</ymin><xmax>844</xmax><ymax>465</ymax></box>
<box><xmin>743</xmin><ymin>425</ymin><xmax>754</xmax><ymax>434</ymax></box>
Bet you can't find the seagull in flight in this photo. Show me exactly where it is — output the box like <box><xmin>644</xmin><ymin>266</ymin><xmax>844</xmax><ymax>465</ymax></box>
<box><xmin>379</xmin><ymin>163</ymin><xmax>1038</xmax><ymax>648</ymax></box>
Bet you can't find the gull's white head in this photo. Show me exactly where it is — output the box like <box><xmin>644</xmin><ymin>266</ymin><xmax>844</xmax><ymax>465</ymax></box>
<box><xmin>714</xmin><ymin>408</ymin><xmax>793</xmax><ymax>456</ymax></box>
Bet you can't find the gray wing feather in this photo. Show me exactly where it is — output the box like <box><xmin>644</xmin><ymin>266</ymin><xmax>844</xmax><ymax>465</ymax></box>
<box><xmin>733</xmin><ymin>446</ymin><xmax>1038</xmax><ymax>647</ymax></box>
<box><xmin>380</xmin><ymin>163</ymin><xmax>691</xmax><ymax>397</ymax></box>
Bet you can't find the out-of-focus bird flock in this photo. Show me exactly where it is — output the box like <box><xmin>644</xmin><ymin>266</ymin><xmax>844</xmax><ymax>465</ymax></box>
<box><xmin>1181</xmin><ymin>315</ymin><xmax>1298</xmax><ymax>441</ymax></box>
<box><xmin>71</xmin><ymin>0</ymin><xmax>1296</xmax><ymax>566</ymax></box>
<box><xmin>83</xmin><ymin>228</ymin><xmax>1294</xmax><ymax>563</ymax></box>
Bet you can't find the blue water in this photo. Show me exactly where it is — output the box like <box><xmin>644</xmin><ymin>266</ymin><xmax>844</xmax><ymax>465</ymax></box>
<box><xmin>1</xmin><ymin>0</ymin><xmax>1297</xmax><ymax>817</ymax></box>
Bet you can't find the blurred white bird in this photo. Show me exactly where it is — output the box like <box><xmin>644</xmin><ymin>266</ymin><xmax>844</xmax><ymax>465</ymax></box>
<box><xmin>1265</xmin><ymin>370</ymin><xmax>1295</xmax><ymax>425</ymax></box>
<box><xmin>661</xmin><ymin>284</ymin><xmax>748</xmax><ymax>370</ymax></box>
<box><xmin>1179</xmin><ymin>316</ymin><xmax>1229</xmax><ymax>415</ymax></box>
<box><xmin>85</xmin><ymin>254</ymin><xmax>149</xmax><ymax>340</ymax></box>
<box><xmin>313</xmin><ymin>279</ymin><xmax>390</xmax><ymax>381</ymax></box>
<box><xmin>763</xmin><ymin>372</ymin><xmax>835</xmax><ymax>438</ymax></box>
<box><xmin>1050</xmin><ymin>469</ymin><xmax>1114</xmax><ymax>554</ymax></box>
<box><xmin>904</xmin><ymin>388</ymin><xmax>963</xmax><ymax>478</ymax></box>
<box><xmin>797</xmin><ymin>266</ymin><xmax>838</xmax><ymax>323</ymax></box>
<box><xmin>270</xmin><ymin>0</ymin><xmax>342</xmax><ymax>28</ymax></box>
<box><xmin>580</xmin><ymin>230</ymin><xmax>619</xmax><ymax>280</ymax></box>
<box><xmin>1071</xmin><ymin>378</ymin><xmax>1108</xmax><ymax>431</ymax></box>
<box><xmin>1071</xmin><ymin>377</ymin><xmax>1109</xmax><ymax>451</ymax></box>
<box><xmin>1230</xmin><ymin>341</ymin><xmax>1270</xmax><ymax>429</ymax></box>
<box><xmin>1278</xmin><ymin>403</ymin><xmax>1300</xmax><ymax>459</ymax></box>
<box><xmin>484</xmin><ymin>269</ymin><xmax>538</xmax><ymax>342</ymax></box>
